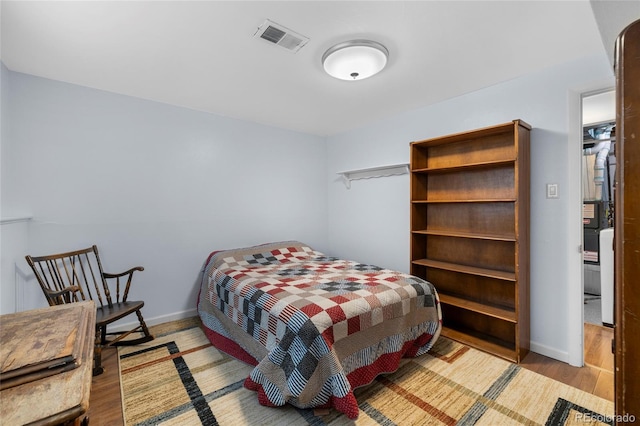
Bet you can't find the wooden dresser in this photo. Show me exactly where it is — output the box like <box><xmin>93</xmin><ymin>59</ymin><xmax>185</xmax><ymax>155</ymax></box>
<box><xmin>1</xmin><ymin>301</ymin><xmax>96</xmax><ymax>425</ymax></box>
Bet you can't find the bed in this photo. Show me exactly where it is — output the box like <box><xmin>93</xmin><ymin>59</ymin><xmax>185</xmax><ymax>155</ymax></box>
<box><xmin>197</xmin><ymin>241</ymin><xmax>442</xmax><ymax>419</ymax></box>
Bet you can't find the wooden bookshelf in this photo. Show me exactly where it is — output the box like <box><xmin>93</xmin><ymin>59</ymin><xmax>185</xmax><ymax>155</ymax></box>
<box><xmin>410</xmin><ymin>120</ymin><xmax>530</xmax><ymax>363</ymax></box>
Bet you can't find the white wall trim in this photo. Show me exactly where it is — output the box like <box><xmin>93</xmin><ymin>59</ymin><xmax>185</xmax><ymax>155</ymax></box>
<box><xmin>1</xmin><ymin>216</ymin><xmax>33</xmax><ymax>225</ymax></box>
<box><xmin>567</xmin><ymin>88</ymin><xmax>586</xmax><ymax>367</ymax></box>
<box><xmin>116</xmin><ymin>310</ymin><xmax>570</xmax><ymax>364</ymax></box>
<box><xmin>567</xmin><ymin>83</ymin><xmax>616</xmax><ymax>367</ymax></box>
<box><xmin>108</xmin><ymin>308</ymin><xmax>198</xmax><ymax>333</ymax></box>
<box><xmin>531</xmin><ymin>340</ymin><xmax>569</xmax><ymax>364</ymax></box>
<box><xmin>14</xmin><ymin>263</ymin><xmax>30</xmax><ymax>313</ymax></box>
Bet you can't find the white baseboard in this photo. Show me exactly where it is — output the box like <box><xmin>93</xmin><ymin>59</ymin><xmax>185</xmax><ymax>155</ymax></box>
<box><xmin>110</xmin><ymin>313</ymin><xmax>576</xmax><ymax>367</ymax></box>
<box><xmin>530</xmin><ymin>340</ymin><xmax>570</xmax><ymax>364</ymax></box>
<box><xmin>109</xmin><ymin>308</ymin><xmax>198</xmax><ymax>333</ymax></box>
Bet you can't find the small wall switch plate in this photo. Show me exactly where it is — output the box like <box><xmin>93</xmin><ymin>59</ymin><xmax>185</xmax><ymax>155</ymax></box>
<box><xmin>547</xmin><ymin>183</ymin><xmax>559</xmax><ymax>199</ymax></box>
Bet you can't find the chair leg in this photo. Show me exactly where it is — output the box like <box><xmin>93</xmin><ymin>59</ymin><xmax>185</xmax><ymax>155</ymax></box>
<box><xmin>107</xmin><ymin>310</ymin><xmax>154</xmax><ymax>346</ymax></box>
<box><xmin>136</xmin><ymin>309</ymin><xmax>153</xmax><ymax>340</ymax></box>
<box><xmin>93</xmin><ymin>327</ymin><xmax>104</xmax><ymax>376</ymax></box>
<box><xmin>101</xmin><ymin>324</ymin><xmax>107</xmax><ymax>345</ymax></box>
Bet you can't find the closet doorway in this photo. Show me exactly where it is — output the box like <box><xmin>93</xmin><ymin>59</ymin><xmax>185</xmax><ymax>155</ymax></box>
<box><xmin>580</xmin><ymin>89</ymin><xmax>615</xmax><ymax>395</ymax></box>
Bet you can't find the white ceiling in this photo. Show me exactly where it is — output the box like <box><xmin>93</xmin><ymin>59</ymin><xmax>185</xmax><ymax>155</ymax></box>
<box><xmin>0</xmin><ymin>1</ymin><xmax>635</xmax><ymax>136</ymax></box>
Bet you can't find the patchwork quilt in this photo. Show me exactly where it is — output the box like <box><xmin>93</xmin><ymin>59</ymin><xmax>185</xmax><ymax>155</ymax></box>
<box><xmin>197</xmin><ymin>241</ymin><xmax>441</xmax><ymax>419</ymax></box>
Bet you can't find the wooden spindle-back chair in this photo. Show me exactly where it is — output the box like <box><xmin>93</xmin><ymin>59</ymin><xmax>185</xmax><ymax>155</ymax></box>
<box><xmin>25</xmin><ymin>245</ymin><xmax>153</xmax><ymax>375</ymax></box>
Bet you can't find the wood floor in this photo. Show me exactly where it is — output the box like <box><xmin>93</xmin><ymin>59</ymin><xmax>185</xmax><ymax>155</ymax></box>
<box><xmin>86</xmin><ymin>320</ymin><xmax>614</xmax><ymax>424</ymax></box>
<box><xmin>87</xmin><ymin>346</ymin><xmax>124</xmax><ymax>426</ymax></box>
<box><xmin>520</xmin><ymin>322</ymin><xmax>614</xmax><ymax>401</ymax></box>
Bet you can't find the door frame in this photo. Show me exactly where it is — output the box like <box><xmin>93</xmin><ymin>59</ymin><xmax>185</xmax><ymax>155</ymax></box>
<box><xmin>567</xmin><ymin>83</ymin><xmax>615</xmax><ymax>367</ymax></box>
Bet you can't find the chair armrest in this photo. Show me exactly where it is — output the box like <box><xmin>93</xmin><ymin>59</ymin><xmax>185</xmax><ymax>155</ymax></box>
<box><xmin>103</xmin><ymin>266</ymin><xmax>144</xmax><ymax>279</ymax></box>
<box><xmin>44</xmin><ymin>286</ymin><xmax>82</xmax><ymax>304</ymax></box>
<box><xmin>102</xmin><ymin>267</ymin><xmax>144</xmax><ymax>302</ymax></box>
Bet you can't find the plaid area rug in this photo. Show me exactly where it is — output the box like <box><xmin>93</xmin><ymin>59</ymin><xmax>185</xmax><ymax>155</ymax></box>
<box><xmin>119</xmin><ymin>325</ymin><xmax>614</xmax><ymax>425</ymax></box>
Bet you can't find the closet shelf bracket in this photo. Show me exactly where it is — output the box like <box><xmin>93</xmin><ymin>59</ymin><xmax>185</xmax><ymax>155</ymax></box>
<box><xmin>337</xmin><ymin>163</ymin><xmax>409</xmax><ymax>189</ymax></box>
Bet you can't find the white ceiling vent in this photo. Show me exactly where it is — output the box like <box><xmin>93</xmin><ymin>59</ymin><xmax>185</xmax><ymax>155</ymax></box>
<box><xmin>254</xmin><ymin>19</ymin><xmax>309</xmax><ymax>53</ymax></box>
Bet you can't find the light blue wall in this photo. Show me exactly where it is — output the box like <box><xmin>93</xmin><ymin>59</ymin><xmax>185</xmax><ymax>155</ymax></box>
<box><xmin>1</xmin><ymin>70</ymin><xmax>328</xmax><ymax>321</ymax></box>
<box><xmin>326</xmin><ymin>53</ymin><xmax>615</xmax><ymax>362</ymax></box>
<box><xmin>1</xmin><ymin>62</ymin><xmax>32</xmax><ymax>315</ymax></box>
<box><xmin>0</xmin><ymin>51</ymin><xmax>617</xmax><ymax>363</ymax></box>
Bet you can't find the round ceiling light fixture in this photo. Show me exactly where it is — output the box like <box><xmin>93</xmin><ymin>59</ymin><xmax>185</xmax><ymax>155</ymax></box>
<box><xmin>322</xmin><ymin>40</ymin><xmax>389</xmax><ymax>81</ymax></box>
